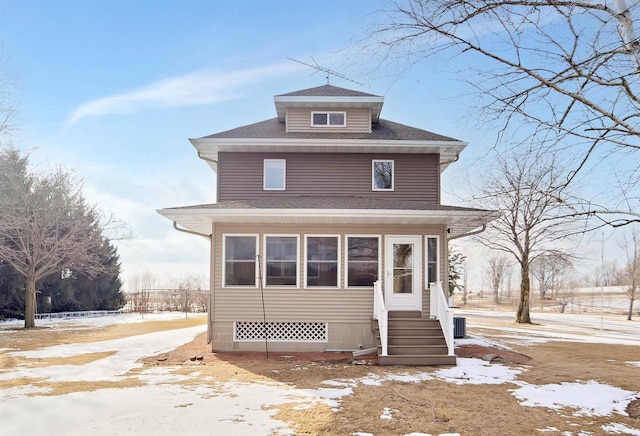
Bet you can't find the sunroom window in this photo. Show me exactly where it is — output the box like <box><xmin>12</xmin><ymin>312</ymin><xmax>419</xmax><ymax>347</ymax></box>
<box><xmin>265</xmin><ymin>236</ymin><xmax>298</xmax><ymax>286</ymax></box>
<box><xmin>346</xmin><ymin>236</ymin><xmax>379</xmax><ymax>287</ymax></box>
<box><xmin>311</xmin><ymin>111</ymin><xmax>346</xmax><ymax>127</ymax></box>
<box><xmin>372</xmin><ymin>160</ymin><xmax>394</xmax><ymax>191</ymax></box>
<box><xmin>426</xmin><ymin>236</ymin><xmax>440</xmax><ymax>286</ymax></box>
<box><xmin>305</xmin><ymin>236</ymin><xmax>339</xmax><ymax>287</ymax></box>
<box><xmin>264</xmin><ymin>159</ymin><xmax>286</xmax><ymax>190</ymax></box>
<box><xmin>224</xmin><ymin>235</ymin><xmax>257</xmax><ymax>286</ymax></box>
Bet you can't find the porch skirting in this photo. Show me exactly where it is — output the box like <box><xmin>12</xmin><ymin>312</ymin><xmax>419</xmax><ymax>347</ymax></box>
<box><xmin>210</xmin><ymin>320</ymin><xmax>377</xmax><ymax>352</ymax></box>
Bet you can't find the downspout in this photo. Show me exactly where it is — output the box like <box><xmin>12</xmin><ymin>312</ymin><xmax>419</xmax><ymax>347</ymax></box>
<box><xmin>447</xmin><ymin>224</ymin><xmax>487</xmax><ymax>241</ymax></box>
<box><xmin>197</xmin><ymin>151</ymin><xmax>218</xmax><ymax>166</ymax></box>
<box><xmin>172</xmin><ymin>222</ymin><xmax>211</xmax><ymax>240</ymax></box>
<box><xmin>172</xmin><ymin>222</ymin><xmax>214</xmax><ymax>345</ymax></box>
<box><xmin>440</xmin><ymin>153</ymin><xmax>460</xmax><ymax>168</ymax></box>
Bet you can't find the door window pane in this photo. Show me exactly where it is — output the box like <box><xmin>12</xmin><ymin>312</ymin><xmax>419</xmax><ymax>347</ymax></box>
<box><xmin>393</xmin><ymin>243</ymin><xmax>413</xmax><ymax>294</ymax></box>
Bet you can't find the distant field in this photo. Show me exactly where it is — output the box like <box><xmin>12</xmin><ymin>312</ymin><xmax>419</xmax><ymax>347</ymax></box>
<box><xmin>454</xmin><ymin>285</ymin><xmax>637</xmax><ymax>316</ymax></box>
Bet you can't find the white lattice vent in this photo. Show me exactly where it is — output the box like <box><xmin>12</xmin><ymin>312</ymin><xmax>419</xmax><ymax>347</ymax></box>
<box><xmin>234</xmin><ymin>321</ymin><xmax>327</xmax><ymax>342</ymax></box>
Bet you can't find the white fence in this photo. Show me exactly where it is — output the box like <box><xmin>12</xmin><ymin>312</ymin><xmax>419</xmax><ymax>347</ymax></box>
<box><xmin>35</xmin><ymin>310</ymin><xmax>122</xmax><ymax>320</ymax></box>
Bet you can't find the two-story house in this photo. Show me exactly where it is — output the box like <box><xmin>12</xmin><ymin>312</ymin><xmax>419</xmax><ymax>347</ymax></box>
<box><xmin>158</xmin><ymin>84</ymin><xmax>496</xmax><ymax>365</ymax></box>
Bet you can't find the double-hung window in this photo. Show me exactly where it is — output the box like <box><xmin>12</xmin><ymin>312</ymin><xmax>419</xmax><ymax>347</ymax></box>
<box><xmin>223</xmin><ymin>235</ymin><xmax>257</xmax><ymax>287</ymax></box>
<box><xmin>345</xmin><ymin>236</ymin><xmax>380</xmax><ymax>287</ymax></box>
<box><xmin>372</xmin><ymin>159</ymin><xmax>394</xmax><ymax>191</ymax></box>
<box><xmin>425</xmin><ymin>235</ymin><xmax>440</xmax><ymax>286</ymax></box>
<box><xmin>305</xmin><ymin>236</ymin><xmax>339</xmax><ymax>288</ymax></box>
<box><xmin>311</xmin><ymin>111</ymin><xmax>346</xmax><ymax>127</ymax></box>
<box><xmin>263</xmin><ymin>159</ymin><xmax>286</xmax><ymax>190</ymax></box>
<box><xmin>264</xmin><ymin>235</ymin><xmax>298</xmax><ymax>286</ymax></box>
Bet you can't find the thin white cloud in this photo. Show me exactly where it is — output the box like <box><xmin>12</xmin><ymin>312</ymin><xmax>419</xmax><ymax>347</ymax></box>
<box><xmin>68</xmin><ymin>62</ymin><xmax>300</xmax><ymax>124</ymax></box>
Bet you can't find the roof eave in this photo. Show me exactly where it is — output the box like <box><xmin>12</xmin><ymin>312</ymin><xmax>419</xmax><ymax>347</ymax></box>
<box><xmin>190</xmin><ymin>137</ymin><xmax>467</xmax><ymax>172</ymax></box>
<box><xmin>157</xmin><ymin>207</ymin><xmax>499</xmax><ymax>238</ymax></box>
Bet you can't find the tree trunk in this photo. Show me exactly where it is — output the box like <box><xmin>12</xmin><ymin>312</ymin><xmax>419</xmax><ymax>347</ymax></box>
<box><xmin>24</xmin><ymin>276</ymin><xmax>36</xmax><ymax>328</ymax></box>
<box><xmin>628</xmin><ymin>297</ymin><xmax>635</xmax><ymax>321</ymax></box>
<box><xmin>516</xmin><ymin>261</ymin><xmax>532</xmax><ymax>323</ymax></box>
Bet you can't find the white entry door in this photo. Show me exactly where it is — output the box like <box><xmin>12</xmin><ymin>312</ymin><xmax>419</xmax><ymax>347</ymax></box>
<box><xmin>384</xmin><ymin>235</ymin><xmax>422</xmax><ymax>311</ymax></box>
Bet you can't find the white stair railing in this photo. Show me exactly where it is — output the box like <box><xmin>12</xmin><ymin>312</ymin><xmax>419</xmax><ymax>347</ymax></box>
<box><xmin>430</xmin><ymin>281</ymin><xmax>454</xmax><ymax>356</ymax></box>
<box><xmin>372</xmin><ymin>280</ymin><xmax>388</xmax><ymax>356</ymax></box>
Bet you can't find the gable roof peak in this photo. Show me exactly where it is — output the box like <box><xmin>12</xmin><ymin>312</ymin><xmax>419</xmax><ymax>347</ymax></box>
<box><xmin>274</xmin><ymin>84</ymin><xmax>384</xmax><ymax>121</ymax></box>
<box><xmin>276</xmin><ymin>84</ymin><xmax>381</xmax><ymax>98</ymax></box>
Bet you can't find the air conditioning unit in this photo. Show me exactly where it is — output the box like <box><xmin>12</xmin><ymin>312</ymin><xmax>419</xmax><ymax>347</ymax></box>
<box><xmin>453</xmin><ymin>317</ymin><xmax>466</xmax><ymax>338</ymax></box>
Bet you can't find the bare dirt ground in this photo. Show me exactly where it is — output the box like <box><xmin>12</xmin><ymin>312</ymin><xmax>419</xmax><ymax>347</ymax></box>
<box><xmin>3</xmin><ymin>311</ymin><xmax>639</xmax><ymax>435</ymax></box>
<box><xmin>143</xmin><ymin>325</ymin><xmax>640</xmax><ymax>436</ymax></box>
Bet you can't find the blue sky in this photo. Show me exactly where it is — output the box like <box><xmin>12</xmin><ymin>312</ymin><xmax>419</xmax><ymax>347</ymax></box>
<box><xmin>0</xmin><ymin>1</ymin><xmax>619</xmax><ymax>289</ymax></box>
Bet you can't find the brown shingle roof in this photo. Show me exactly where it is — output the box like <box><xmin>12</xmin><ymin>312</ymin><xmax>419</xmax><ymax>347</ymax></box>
<box><xmin>165</xmin><ymin>196</ymin><xmax>490</xmax><ymax>213</ymax></box>
<box><xmin>202</xmin><ymin>118</ymin><xmax>462</xmax><ymax>142</ymax></box>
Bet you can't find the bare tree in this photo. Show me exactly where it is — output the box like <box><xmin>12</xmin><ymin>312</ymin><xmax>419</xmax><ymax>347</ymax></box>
<box><xmin>620</xmin><ymin>231</ymin><xmax>639</xmax><ymax>320</ymax></box>
<box><xmin>601</xmin><ymin>260</ymin><xmax>621</xmax><ymax>287</ymax></box>
<box><xmin>0</xmin><ymin>51</ymin><xmax>18</xmax><ymax>138</ymax></box>
<box><xmin>371</xmin><ymin>0</ymin><xmax>640</xmax><ymax>227</ymax></box>
<box><xmin>487</xmin><ymin>254</ymin><xmax>509</xmax><ymax>304</ymax></box>
<box><xmin>531</xmin><ymin>252</ymin><xmax>573</xmax><ymax>300</ymax></box>
<box><xmin>127</xmin><ymin>271</ymin><xmax>156</xmax><ymax>316</ymax></box>
<box><xmin>0</xmin><ymin>147</ymin><xmax>104</xmax><ymax>327</ymax></box>
<box><xmin>475</xmin><ymin>150</ymin><xmax>578</xmax><ymax>323</ymax></box>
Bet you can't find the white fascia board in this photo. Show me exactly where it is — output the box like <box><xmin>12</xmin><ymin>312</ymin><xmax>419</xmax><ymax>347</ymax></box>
<box><xmin>191</xmin><ymin>137</ymin><xmax>467</xmax><ymax>151</ymax></box>
<box><xmin>190</xmin><ymin>137</ymin><xmax>467</xmax><ymax>171</ymax></box>
<box><xmin>158</xmin><ymin>207</ymin><xmax>493</xmax><ymax>223</ymax></box>
<box><xmin>157</xmin><ymin>207</ymin><xmax>498</xmax><ymax>238</ymax></box>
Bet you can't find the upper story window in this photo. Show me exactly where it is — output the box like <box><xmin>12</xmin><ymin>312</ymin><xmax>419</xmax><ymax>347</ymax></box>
<box><xmin>372</xmin><ymin>159</ymin><xmax>394</xmax><ymax>191</ymax></box>
<box><xmin>311</xmin><ymin>111</ymin><xmax>346</xmax><ymax>127</ymax></box>
<box><xmin>264</xmin><ymin>159</ymin><xmax>286</xmax><ymax>190</ymax></box>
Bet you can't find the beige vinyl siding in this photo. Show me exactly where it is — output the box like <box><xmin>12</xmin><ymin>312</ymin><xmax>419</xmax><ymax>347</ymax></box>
<box><xmin>211</xmin><ymin>223</ymin><xmax>446</xmax><ymax>324</ymax></box>
<box><xmin>218</xmin><ymin>152</ymin><xmax>439</xmax><ymax>202</ymax></box>
<box><xmin>286</xmin><ymin>107</ymin><xmax>371</xmax><ymax>133</ymax></box>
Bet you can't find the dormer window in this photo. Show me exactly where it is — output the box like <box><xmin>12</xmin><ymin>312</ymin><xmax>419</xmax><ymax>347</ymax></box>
<box><xmin>264</xmin><ymin>159</ymin><xmax>286</xmax><ymax>190</ymax></box>
<box><xmin>311</xmin><ymin>111</ymin><xmax>346</xmax><ymax>127</ymax></box>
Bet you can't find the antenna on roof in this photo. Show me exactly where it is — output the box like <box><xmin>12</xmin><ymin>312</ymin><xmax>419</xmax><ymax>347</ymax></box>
<box><xmin>287</xmin><ymin>57</ymin><xmax>363</xmax><ymax>86</ymax></box>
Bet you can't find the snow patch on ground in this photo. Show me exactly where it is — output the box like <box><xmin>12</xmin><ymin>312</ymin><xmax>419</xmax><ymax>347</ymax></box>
<box><xmin>601</xmin><ymin>423</ymin><xmax>640</xmax><ymax>435</ymax></box>
<box><xmin>0</xmin><ymin>325</ymin><xmax>206</xmax><ymax>382</ymax></box>
<box><xmin>435</xmin><ymin>357</ymin><xmax>524</xmax><ymax>385</ymax></box>
<box><xmin>511</xmin><ymin>380</ymin><xmax>635</xmax><ymax>417</ymax></box>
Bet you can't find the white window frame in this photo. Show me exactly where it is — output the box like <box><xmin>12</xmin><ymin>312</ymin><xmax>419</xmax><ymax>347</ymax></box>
<box><xmin>372</xmin><ymin>159</ymin><xmax>394</xmax><ymax>191</ymax></box>
<box><xmin>263</xmin><ymin>234</ymin><xmax>300</xmax><ymax>288</ymax></box>
<box><xmin>304</xmin><ymin>234</ymin><xmax>341</xmax><ymax>289</ymax></box>
<box><xmin>263</xmin><ymin>159</ymin><xmax>286</xmax><ymax>191</ymax></box>
<box><xmin>345</xmin><ymin>235</ymin><xmax>381</xmax><ymax>289</ymax></box>
<box><xmin>310</xmin><ymin>111</ymin><xmax>347</xmax><ymax>127</ymax></box>
<box><xmin>222</xmin><ymin>234</ymin><xmax>259</xmax><ymax>288</ymax></box>
<box><xmin>425</xmin><ymin>235</ymin><xmax>440</xmax><ymax>288</ymax></box>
